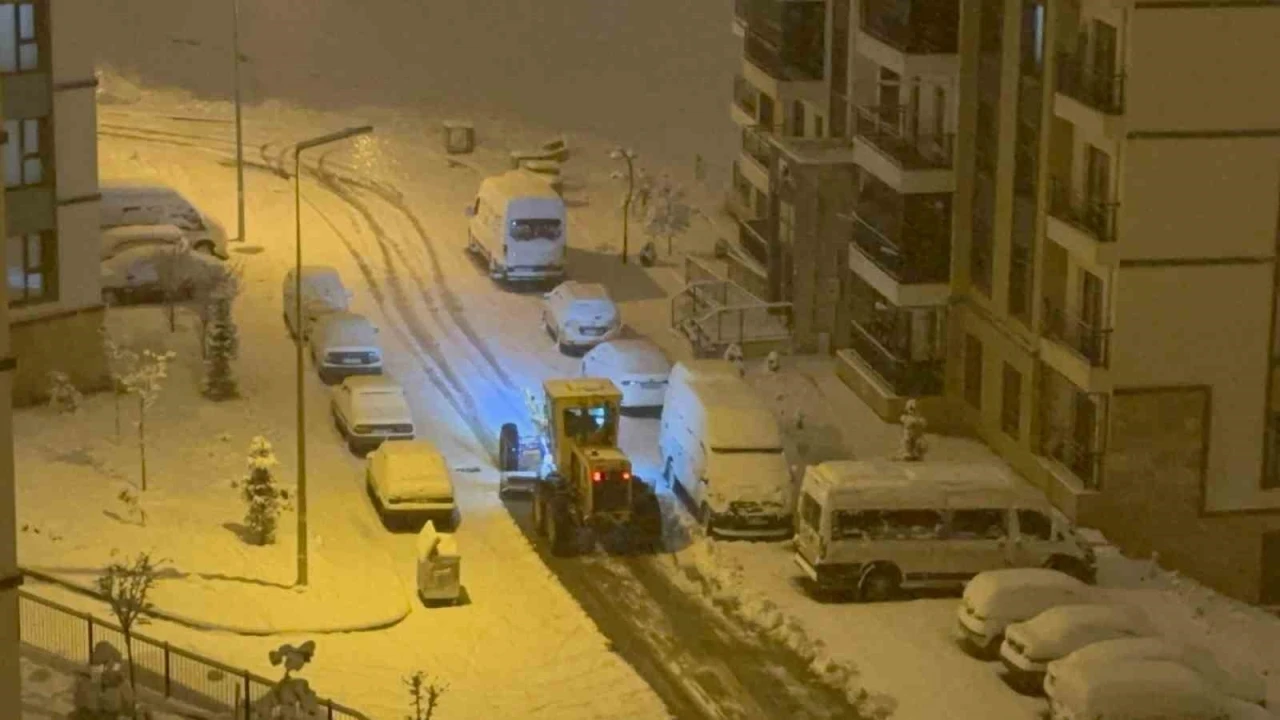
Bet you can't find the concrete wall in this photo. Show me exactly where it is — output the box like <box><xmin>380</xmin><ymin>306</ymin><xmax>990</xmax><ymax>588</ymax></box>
<box><xmin>10</xmin><ymin>305</ymin><xmax>108</xmax><ymax>406</ymax></box>
<box><xmin>1111</xmin><ymin>264</ymin><xmax>1278</xmax><ymax>511</ymax></box>
<box><xmin>1092</xmin><ymin>387</ymin><xmax>1280</xmax><ymax>604</ymax></box>
<box><xmin>0</xmin><ymin>90</ymin><xmax>21</xmax><ymax>717</ymax></box>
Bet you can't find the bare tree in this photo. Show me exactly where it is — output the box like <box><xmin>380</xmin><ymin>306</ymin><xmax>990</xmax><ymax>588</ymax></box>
<box><xmin>100</xmin><ymin>325</ymin><xmax>139</xmax><ymax>442</ymax></box>
<box><xmin>121</xmin><ymin>350</ymin><xmax>176</xmax><ymax>492</ymax></box>
<box><xmin>96</xmin><ymin>552</ymin><xmax>163</xmax><ymax>700</ymax></box>
<box><xmin>403</xmin><ymin>670</ymin><xmax>448</xmax><ymax>720</ymax></box>
<box><xmin>644</xmin><ymin>177</ymin><xmax>694</xmax><ymax>256</ymax></box>
<box><xmin>154</xmin><ymin>240</ymin><xmax>193</xmax><ymax>333</ymax></box>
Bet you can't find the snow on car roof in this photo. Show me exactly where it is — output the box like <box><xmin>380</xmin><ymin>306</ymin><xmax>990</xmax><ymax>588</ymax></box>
<box><xmin>591</xmin><ymin>340</ymin><xmax>670</xmax><ymax>373</ymax></box>
<box><xmin>1055</xmin><ymin>637</ymin><xmax>1266</xmax><ymax>704</ymax></box>
<box><xmin>315</xmin><ymin>312</ymin><xmax>378</xmax><ymax>347</ymax></box>
<box><xmin>560</xmin><ymin>281</ymin><xmax>610</xmax><ymax>300</ymax></box>
<box><xmin>1048</xmin><ymin>659</ymin><xmax>1223</xmax><ymax>715</ymax></box>
<box><xmin>808</xmin><ymin>459</ymin><xmax>1046</xmax><ymax>507</ymax></box>
<box><xmin>964</xmin><ymin>568</ymin><xmax>1087</xmax><ymax>603</ymax></box>
<box><xmin>670</xmin><ymin>359</ymin><xmax>739</xmax><ymax>384</ymax></box>
<box><xmin>1015</xmin><ymin>603</ymin><xmax>1149</xmax><ymax>639</ymax></box>
<box><xmin>344</xmin><ymin>375</ymin><xmax>402</xmax><ymax>393</ymax></box>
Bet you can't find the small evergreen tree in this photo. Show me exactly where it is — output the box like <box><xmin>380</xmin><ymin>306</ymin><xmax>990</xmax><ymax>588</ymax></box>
<box><xmin>202</xmin><ymin>297</ymin><xmax>239</xmax><ymax>400</ymax></box>
<box><xmin>47</xmin><ymin>370</ymin><xmax>82</xmax><ymax>414</ymax></box>
<box><xmin>231</xmin><ymin>436</ymin><xmax>290</xmax><ymax>545</ymax></box>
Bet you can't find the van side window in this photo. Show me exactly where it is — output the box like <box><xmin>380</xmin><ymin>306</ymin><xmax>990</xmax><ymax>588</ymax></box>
<box><xmin>879</xmin><ymin>510</ymin><xmax>944</xmax><ymax>540</ymax></box>
<box><xmin>1017</xmin><ymin>509</ymin><xmax>1053</xmax><ymax>541</ymax></box>
<box><xmin>832</xmin><ymin>510</ymin><xmax>881</xmax><ymax>540</ymax></box>
<box><xmin>949</xmin><ymin>509</ymin><xmax>1007</xmax><ymax>539</ymax></box>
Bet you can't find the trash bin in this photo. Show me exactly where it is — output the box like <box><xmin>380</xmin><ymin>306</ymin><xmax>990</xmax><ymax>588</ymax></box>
<box><xmin>442</xmin><ymin>121</ymin><xmax>475</xmax><ymax>155</ymax></box>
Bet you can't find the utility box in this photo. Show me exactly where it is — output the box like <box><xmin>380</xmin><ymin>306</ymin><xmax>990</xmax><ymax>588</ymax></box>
<box><xmin>442</xmin><ymin>121</ymin><xmax>475</xmax><ymax>155</ymax></box>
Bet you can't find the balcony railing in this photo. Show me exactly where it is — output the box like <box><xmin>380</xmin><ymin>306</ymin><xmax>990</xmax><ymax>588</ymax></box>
<box><xmin>848</xmin><ymin>319</ymin><xmax>944</xmax><ymax>396</ymax></box>
<box><xmin>738</xmin><ymin>217</ymin><xmax>771</xmax><ymax>267</ymax></box>
<box><xmin>744</xmin><ymin>31</ymin><xmax>823</xmax><ymax>82</ymax></box>
<box><xmin>735</xmin><ymin>0</ymin><xmax>747</xmax><ymax>24</ymax></box>
<box><xmin>1047</xmin><ymin>177</ymin><xmax>1118</xmax><ymax>244</ymax></box>
<box><xmin>1038</xmin><ymin>426</ymin><xmax>1104</xmax><ymax>490</ymax></box>
<box><xmin>733</xmin><ymin>75</ymin><xmax>759</xmax><ymax>119</ymax></box>
<box><xmin>1041</xmin><ymin>301</ymin><xmax>1111</xmax><ymax>367</ymax></box>
<box><xmin>849</xmin><ymin>210</ymin><xmax>950</xmax><ymax>285</ymax></box>
<box><xmin>858</xmin><ymin>0</ymin><xmax>959</xmax><ymax>54</ymax></box>
<box><xmin>1055</xmin><ymin>50</ymin><xmax>1125</xmax><ymax>115</ymax></box>
<box><xmin>741</xmin><ymin>125</ymin><xmax>776</xmax><ymax>170</ymax></box>
<box><xmin>854</xmin><ymin>106</ymin><xmax>954</xmax><ymax>169</ymax></box>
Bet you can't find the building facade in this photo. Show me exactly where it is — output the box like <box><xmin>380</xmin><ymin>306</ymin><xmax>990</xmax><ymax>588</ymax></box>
<box><xmin>726</xmin><ymin>0</ymin><xmax>1280</xmax><ymax>603</ymax></box>
<box><xmin>5</xmin><ymin>0</ymin><xmax>105</xmax><ymax>406</ymax></box>
<box><xmin>0</xmin><ymin>90</ymin><xmax>22</xmax><ymax>713</ymax></box>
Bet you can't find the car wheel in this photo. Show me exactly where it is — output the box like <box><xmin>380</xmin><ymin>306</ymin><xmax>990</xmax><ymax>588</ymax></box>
<box><xmin>858</xmin><ymin>565</ymin><xmax>901</xmax><ymax>602</ymax></box>
<box><xmin>699</xmin><ymin>503</ymin><xmax>716</xmax><ymax>539</ymax></box>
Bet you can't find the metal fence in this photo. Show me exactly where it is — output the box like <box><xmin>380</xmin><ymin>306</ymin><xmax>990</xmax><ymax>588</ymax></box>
<box><xmin>673</xmin><ymin>255</ymin><xmax>791</xmax><ymax>355</ymax></box>
<box><xmin>18</xmin><ymin>589</ymin><xmax>370</xmax><ymax>720</ymax></box>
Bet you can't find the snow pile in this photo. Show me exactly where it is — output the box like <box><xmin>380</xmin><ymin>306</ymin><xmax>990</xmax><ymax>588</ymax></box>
<box><xmin>95</xmin><ymin>63</ymin><xmax>144</xmax><ymax>105</ymax></box>
<box><xmin>673</xmin><ymin>537</ymin><xmax>896</xmax><ymax>719</ymax></box>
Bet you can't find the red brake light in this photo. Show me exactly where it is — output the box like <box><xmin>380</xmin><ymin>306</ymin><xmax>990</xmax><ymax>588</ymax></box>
<box><xmin>591</xmin><ymin>471</ymin><xmax>602</xmax><ymax>482</ymax></box>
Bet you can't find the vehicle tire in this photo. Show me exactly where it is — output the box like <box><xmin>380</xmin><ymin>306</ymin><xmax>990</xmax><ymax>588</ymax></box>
<box><xmin>498</xmin><ymin>423</ymin><xmax>520</xmax><ymax>472</ymax></box>
<box><xmin>858</xmin><ymin>565</ymin><xmax>901</xmax><ymax>603</ymax></box>
<box><xmin>531</xmin><ymin>487</ymin><xmax>546</xmax><ymax>536</ymax></box>
<box><xmin>632</xmin><ymin>484</ymin><xmax>663</xmax><ymax>551</ymax></box>
<box><xmin>547</xmin><ymin>495</ymin><xmax>574</xmax><ymax>557</ymax></box>
<box><xmin>699</xmin><ymin>503</ymin><xmax>716</xmax><ymax>539</ymax></box>
<box><xmin>1045</xmin><ymin>555</ymin><xmax>1091</xmax><ymax>583</ymax></box>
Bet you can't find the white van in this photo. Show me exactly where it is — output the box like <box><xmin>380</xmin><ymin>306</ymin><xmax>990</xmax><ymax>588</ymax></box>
<box><xmin>100</xmin><ymin>181</ymin><xmax>229</xmax><ymax>258</ymax></box>
<box><xmin>464</xmin><ymin>170</ymin><xmax>566</xmax><ymax>283</ymax></box>
<box><xmin>309</xmin><ymin>312</ymin><xmax>383</xmax><ymax>385</ymax></box>
<box><xmin>659</xmin><ymin>369</ymin><xmax>793</xmax><ymax>538</ymax></box>
<box><xmin>792</xmin><ymin>460</ymin><xmax>1096</xmax><ymax>601</ymax></box>
<box><xmin>283</xmin><ymin>266</ymin><xmax>351</xmax><ymax>340</ymax></box>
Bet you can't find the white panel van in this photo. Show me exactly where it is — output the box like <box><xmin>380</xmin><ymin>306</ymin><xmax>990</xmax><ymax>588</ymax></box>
<box><xmin>659</xmin><ymin>365</ymin><xmax>794</xmax><ymax>538</ymax></box>
<box><xmin>100</xmin><ymin>181</ymin><xmax>229</xmax><ymax>258</ymax></box>
<box><xmin>464</xmin><ymin>170</ymin><xmax>566</xmax><ymax>284</ymax></box>
<box><xmin>792</xmin><ymin>460</ymin><xmax>1096</xmax><ymax>602</ymax></box>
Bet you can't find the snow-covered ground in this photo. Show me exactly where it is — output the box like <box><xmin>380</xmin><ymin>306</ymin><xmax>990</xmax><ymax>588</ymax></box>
<box><xmin>19</xmin><ymin>649</ymin><xmax>209</xmax><ymax>720</ymax></box>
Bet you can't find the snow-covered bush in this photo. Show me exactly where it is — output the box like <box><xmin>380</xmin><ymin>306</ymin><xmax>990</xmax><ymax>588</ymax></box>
<box><xmin>121</xmin><ymin>349</ymin><xmax>176</xmax><ymax>491</ymax></box>
<box><xmin>723</xmin><ymin>343</ymin><xmax>745</xmax><ymax>377</ymax></box>
<box><xmin>47</xmin><ymin>370</ymin><xmax>82</xmax><ymax>414</ymax></box>
<box><xmin>231</xmin><ymin>436</ymin><xmax>290</xmax><ymax>545</ymax></box>
<box><xmin>253</xmin><ymin>641</ymin><xmax>324</xmax><ymax>719</ymax></box>
<box><xmin>766</xmin><ymin>350</ymin><xmax>781</xmax><ymax>373</ymax></box>
<box><xmin>403</xmin><ymin>670</ymin><xmax>448</xmax><ymax>720</ymax></box>
<box><xmin>202</xmin><ymin>297</ymin><xmax>240</xmax><ymax>400</ymax></box>
<box><xmin>895</xmin><ymin>399</ymin><xmax>928</xmax><ymax>462</ymax></box>
<box><xmin>73</xmin><ymin>642</ymin><xmax>153</xmax><ymax>719</ymax></box>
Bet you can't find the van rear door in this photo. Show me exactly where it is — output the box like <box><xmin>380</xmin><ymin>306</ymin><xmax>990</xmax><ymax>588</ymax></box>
<box><xmin>504</xmin><ymin>199</ymin><xmax>564</xmax><ymax>276</ymax></box>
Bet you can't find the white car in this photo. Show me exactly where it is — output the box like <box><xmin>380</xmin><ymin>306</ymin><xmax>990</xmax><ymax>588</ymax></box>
<box><xmin>101</xmin><ymin>224</ymin><xmax>190</xmax><ymax>260</ymax></box>
<box><xmin>580</xmin><ymin>339</ymin><xmax>671</xmax><ymax>411</ymax></box>
<box><xmin>283</xmin><ymin>265</ymin><xmax>351</xmax><ymax>340</ymax></box>
<box><xmin>1047</xmin><ymin>637</ymin><xmax>1268</xmax><ymax>707</ymax></box>
<box><xmin>365</xmin><ymin>439</ymin><xmax>456</xmax><ymax>530</ymax></box>
<box><xmin>330</xmin><ymin>376</ymin><xmax>415</xmax><ymax>455</ymax></box>
<box><xmin>101</xmin><ymin>240</ymin><xmax>225</xmax><ymax>306</ymax></box>
<box><xmin>956</xmin><ymin>568</ymin><xmax>1098</xmax><ymax>658</ymax></box>
<box><xmin>999</xmin><ymin>603</ymin><xmax>1158</xmax><ymax>691</ymax></box>
<box><xmin>309</xmin><ymin>312</ymin><xmax>383</xmax><ymax>385</ymax></box>
<box><xmin>1045</xmin><ymin>659</ymin><xmax>1274</xmax><ymax>720</ymax></box>
<box><xmin>542</xmin><ymin>281</ymin><xmax>621</xmax><ymax>355</ymax></box>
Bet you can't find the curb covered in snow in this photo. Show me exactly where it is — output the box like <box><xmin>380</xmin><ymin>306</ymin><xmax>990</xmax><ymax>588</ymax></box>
<box><xmin>22</xmin><ymin>567</ymin><xmax>412</xmax><ymax>636</ymax></box>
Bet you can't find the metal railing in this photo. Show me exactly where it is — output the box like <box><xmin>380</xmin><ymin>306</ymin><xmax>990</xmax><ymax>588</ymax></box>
<box><xmin>1041</xmin><ymin>301</ymin><xmax>1111</xmax><ymax>367</ymax></box>
<box><xmin>847</xmin><ymin>320</ymin><xmax>944</xmax><ymax>396</ymax></box>
<box><xmin>734</xmin><ymin>0</ymin><xmax>747</xmax><ymax>24</ymax></box>
<box><xmin>1038</xmin><ymin>426</ymin><xmax>1104</xmax><ymax>490</ymax></box>
<box><xmin>854</xmin><ymin>105</ymin><xmax>954</xmax><ymax>169</ymax></box>
<box><xmin>738</xmin><ymin>217</ymin><xmax>771</xmax><ymax>267</ymax></box>
<box><xmin>743</xmin><ymin>30</ymin><xmax>823</xmax><ymax>82</ymax></box>
<box><xmin>673</xmin><ymin>256</ymin><xmax>792</xmax><ymax>355</ymax></box>
<box><xmin>848</xmin><ymin>210</ymin><xmax>950</xmax><ymax>284</ymax></box>
<box><xmin>1055</xmin><ymin>50</ymin><xmax>1125</xmax><ymax>115</ymax></box>
<box><xmin>732</xmin><ymin>75</ymin><xmax>759</xmax><ymax>120</ymax></box>
<box><xmin>858</xmin><ymin>0</ymin><xmax>959</xmax><ymax>54</ymax></box>
<box><xmin>741</xmin><ymin>125</ymin><xmax>776</xmax><ymax>171</ymax></box>
<box><xmin>18</xmin><ymin>589</ymin><xmax>369</xmax><ymax>719</ymax></box>
<box><xmin>1047</xmin><ymin>176</ymin><xmax>1118</xmax><ymax>243</ymax></box>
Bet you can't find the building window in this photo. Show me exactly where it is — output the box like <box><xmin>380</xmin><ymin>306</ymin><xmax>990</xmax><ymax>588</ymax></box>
<box><xmin>4</xmin><ymin>117</ymin><xmax>46</xmax><ymax>188</ymax></box>
<box><xmin>1001</xmin><ymin>363</ymin><xmax>1023</xmax><ymax>438</ymax></box>
<box><xmin>7</xmin><ymin>230</ymin><xmax>55</xmax><ymax>305</ymax></box>
<box><xmin>1264</xmin><ymin>412</ymin><xmax>1280</xmax><ymax>489</ymax></box>
<box><xmin>963</xmin><ymin>334</ymin><xmax>984</xmax><ymax>409</ymax></box>
<box><xmin>0</xmin><ymin>1</ymin><xmax>42</xmax><ymax>73</ymax></box>
<box><xmin>791</xmin><ymin>101</ymin><xmax>806</xmax><ymax>137</ymax></box>
<box><xmin>814</xmin><ymin>114</ymin><xmax>825</xmax><ymax>138</ymax></box>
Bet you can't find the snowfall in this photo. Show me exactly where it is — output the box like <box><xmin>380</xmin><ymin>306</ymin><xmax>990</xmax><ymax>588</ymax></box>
<box><xmin>12</xmin><ymin>3</ymin><xmax>1280</xmax><ymax>719</ymax></box>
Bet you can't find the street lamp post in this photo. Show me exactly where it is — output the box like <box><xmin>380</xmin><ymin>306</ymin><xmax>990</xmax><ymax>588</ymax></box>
<box><xmin>292</xmin><ymin>125</ymin><xmax>374</xmax><ymax>587</ymax></box>
<box><xmin>610</xmin><ymin>148</ymin><xmax>637</xmax><ymax>264</ymax></box>
<box><xmin>231</xmin><ymin>0</ymin><xmax>245</xmax><ymax>243</ymax></box>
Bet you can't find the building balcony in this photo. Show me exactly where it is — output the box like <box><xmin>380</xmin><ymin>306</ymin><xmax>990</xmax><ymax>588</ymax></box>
<box><xmin>738</xmin><ymin>125</ymin><xmax>775</xmax><ymax>192</ymax></box>
<box><xmin>738</xmin><ymin>217</ymin><xmax>772</xmax><ymax>268</ymax></box>
<box><xmin>858</xmin><ymin>0</ymin><xmax>958</xmax><ymax>55</ymax></box>
<box><xmin>854</xmin><ymin>106</ymin><xmax>954</xmax><ymax>169</ymax></box>
<box><xmin>1036</xmin><ymin>367</ymin><xmax>1109</xmax><ymax>492</ymax></box>
<box><xmin>731</xmin><ymin>75</ymin><xmax>760</xmax><ymax>126</ymax></box>
<box><xmin>1042</xmin><ymin>301</ymin><xmax>1110</xmax><ymax>367</ymax></box>
<box><xmin>1054</xmin><ymin>50</ymin><xmax>1125</xmax><ymax>116</ymax></box>
<box><xmin>847</xmin><ymin>318</ymin><xmax>945</xmax><ymax>397</ymax></box>
<box><xmin>848</xmin><ymin>210</ymin><xmax>950</xmax><ymax>286</ymax></box>
<box><xmin>733</xmin><ymin>0</ymin><xmax>747</xmax><ymax>35</ymax></box>
<box><xmin>1037</xmin><ymin>425</ymin><xmax>1105</xmax><ymax>491</ymax></box>
<box><xmin>743</xmin><ymin>30</ymin><xmax>823</xmax><ymax>84</ymax></box>
<box><xmin>1045</xmin><ymin>176</ymin><xmax>1119</xmax><ymax>266</ymax></box>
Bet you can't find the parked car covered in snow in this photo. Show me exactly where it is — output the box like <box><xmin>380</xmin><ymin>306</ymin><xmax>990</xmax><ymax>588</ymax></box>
<box><xmin>330</xmin><ymin>375</ymin><xmax>415</xmax><ymax>455</ymax></box>
<box><xmin>542</xmin><ymin>281</ymin><xmax>621</xmax><ymax>355</ymax></box>
<box><xmin>660</xmin><ymin>369</ymin><xmax>793</xmax><ymax>538</ymax></box>
<box><xmin>309</xmin><ymin>312</ymin><xmax>383</xmax><ymax>385</ymax></box>
<box><xmin>1048</xmin><ymin>637</ymin><xmax>1268</xmax><ymax>708</ymax></box>
<box><xmin>956</xmin><ymin>568</ymin><xmax>1098</xmax><ymax>658</ymax></box>
<box><xmin>1044</xmin><ymin>659</ymin><xmax>1274</xmax><ymax>720</ymax></box>
<box><xmin>283</xmin><ymin>265</ymin><xmax>351</xmax><ymax>340</ymax></box>
<box><xmin>101</xmin><ymin>239</ymin><xmax>225</xmax><ymax>306</ymax></box>
<box><xmin>100</xmin><ymin>181</ymin><xmax>229</xmax><ymax>258</ymax></box>
<box><xmin>465</xmin><ymin>170</ymin><xmax>566</xmax><ymax>284</ymax></box>
<box><xmin>999</xmin><ymin>603</ymin><xmax>1158</xmax><ymax>691</ymax></box>
<box><xmin>580</xmin><ymin>339</ymin><xmax>671</xmax><ymax>411</ymax></box>
<box><xmin>365</xmin><ymin>439</ymin><xmax>456</xmax><ymax>529</ymax></box>
<box><xmin>793</xmin><ymin>460</ymin><xmax>1096</xmax><ymax>602</ymax></box>
<box><xmin>101</xmin><ymin>224</ymin><xmax>189</xmax><ymax>260</ymax></box>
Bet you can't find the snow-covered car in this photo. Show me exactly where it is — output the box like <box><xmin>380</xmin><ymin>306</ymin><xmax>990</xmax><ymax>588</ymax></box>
<box><xmin>309</xmin><ymin>312</ymin><xmax>383</xmax><ymax>385</ymax></box>
<box><xmin>1044</xmin><ymin>659</ymin><xmax>1274</xmax><ymax>720</ymax></box>
<box><xmin>330</xmin><ymin>376</ymin><xmax>415</xmax><ymax>455</ymax></box>
<box><xmin>101</xmin><ymin>239</ymin><xmax>225</xmax><ymax>306</ymax></box>
<box><xmin>1047</xmin><ymin>637</ymin><xmax>1268</xmax><ymax>707</ymax></box>
<box><xmin>283</xmin><ymin>265</ymin><xmax>351</xmax><ymax>340</ymax></box>
<box><xmin>999</xmin><ymin>603</ymin><xmax>1158</xmax><ymax>691</ymax></box>
<box><xmin>956</xmin><ymin>568</ymin><xmax>1098</xmax><ymax>658</ymax></box>
<box><xmin>100</xmin><ymin>224</ymin><xmax>188</xmax><ymax>260</ymax></box>
<box><xmin>542</xmin><ymin>281</ymin><xmax>621</xmax><ymax>355</ymax></box>
<box><xmin>365</xmin><ymin>439</ymin><xmax>456</xmax><ymax>530</ymax></box>
<box><xmin>580</xmin><ymin>339</ymin><xmax>671</xmax><ymax>411</ymax></box>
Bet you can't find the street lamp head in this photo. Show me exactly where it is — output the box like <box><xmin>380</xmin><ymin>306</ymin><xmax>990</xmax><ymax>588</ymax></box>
<box><xmin>610</xmin><ymin>148</ymin><xmax>623</xmax><ymax>160</ymax></box>
<box><xmin>610</xmin><ymin>148</ymin><xmax>637</xmax><ymax>160</ymax></box>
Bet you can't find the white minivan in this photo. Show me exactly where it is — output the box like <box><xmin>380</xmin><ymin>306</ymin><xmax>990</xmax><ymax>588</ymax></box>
<box><xmin>465</xmin><ymin>170</ymin><xmax>566</xmax><ymax>284</ymax></box>
<box><xmin>792</xmin><ymin>460</ymin><xmax>1096</xmax><ymax>601</ymax></box>
<box><xmin>309</xmin><ymin>312</ymin><xmax>383</xmax><ymax>385</ymax></box>
<box><xmin>659</xmin><ymin>364</ymin><xmax>794</xmax><ymax>538</ymax></box>
<box><xmin>100</xmin><ymin>181</ymin><xmax>229</xmax><ymax>258</ymax></box>
<box><xmin>283</xmin><ymin>266</ymin><xmax>351</xmax><ymax>340</ymax></box>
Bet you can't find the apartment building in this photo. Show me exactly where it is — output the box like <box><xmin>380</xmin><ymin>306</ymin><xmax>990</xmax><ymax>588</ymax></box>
<box><xmin>0</xmin><ymin>91</ymin><xmax>21</xmax><ymax>712</ymax></box>
<box><xmin>724</xmin><ymin>0</ymin><xmax>1280</xmax><ymax>603</ymax></box>
<box><xmin>4</xmin><ymin>0</ymin><xmax>105</xmax><ymax>405</ymax></box>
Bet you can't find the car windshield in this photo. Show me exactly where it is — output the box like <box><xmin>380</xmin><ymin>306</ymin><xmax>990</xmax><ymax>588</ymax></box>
<box><xmin>510</xmin><ymin>218</ymin><xmax>561</xmax><ymax>241</ymax></box>
<box><xmin>174</xmin><ymin>209</ymin><xmax>206</xmax><ymax>231</ymax></box>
